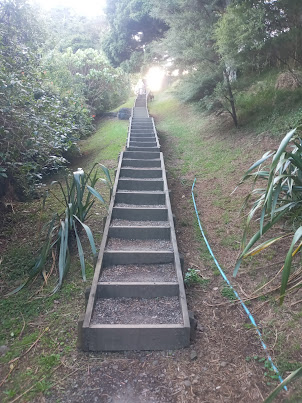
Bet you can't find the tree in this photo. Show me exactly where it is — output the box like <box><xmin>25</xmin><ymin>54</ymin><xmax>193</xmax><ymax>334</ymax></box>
<box><xmin>0</xmin><ymin>0</ymin><xmax>131</xmax><ymax>199</ymax></box>
<box><xmin>215</xmin><ymin>0</ymin><xmax>302</xmax><ymax>72</ymax></box>
<box><xmin>149</xmin><ymin>0</ymin><xmax>239</xmax><ymax>126</ymax></box>
<box><xmin>43</xmin><ymin>48</ymin><xmax>130</xmax><ymax>116</ymax></box>
<box><xmin>150</xmin><ymin>0</ymin><xmax>221</xmax><ymax>69</ymax></box>
<box><xmin>0</xmin><ymin>0</ymin><xmax>93</xmax><ymax>199</ymax></box>
<box><xmin>46</xmin><ymin>8</ymin><xmax>109</xmax><ymax>52</ymax></box>
<box><xmin>214</xmin><ymin>2</ymin><xmax>269</xmax><ymax>72</ymax></box>
<box><xmin>103</xmin><ymin>0</ymin><xmax>168</xmax><ymax>69</ymax></box>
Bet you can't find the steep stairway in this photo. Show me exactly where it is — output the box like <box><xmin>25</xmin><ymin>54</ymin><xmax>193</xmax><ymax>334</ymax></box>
<box><xmin>79</xmin><ymin>93</ymin><xmax>190</xmax><ymax>351</ymax></box>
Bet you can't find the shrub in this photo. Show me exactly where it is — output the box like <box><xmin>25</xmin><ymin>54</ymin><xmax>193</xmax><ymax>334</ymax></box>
<box><xmin>175</xmin><ymin>69</ymin><xmax>222</xmax><ymax>104</ymax></box>
<box><xmin>9</xmin><ymin>165</ymin><xmax>112</xmax><ymax>294</ymax></box>
<box><xmin>43</xmin><ymin>48</ymin><xmax>130</xmax><ymax>117</ymax></box>
<box><xmin>234</xmin><ymin>127</ymin><xmax>302</xmax><ymax>303</ymax></box>
<box><xmin>0</xmin><ymin>0</ymin><xmax>94</xmax><ymax>199</ymax></box>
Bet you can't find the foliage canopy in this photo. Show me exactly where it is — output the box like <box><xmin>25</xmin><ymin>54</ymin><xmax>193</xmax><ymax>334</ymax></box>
<box><xmin>0</xmin><ymin>0</ymin><xmax>129</xmax><ymax>199</ymax></box>
<box><xmin>103</xmin><ymin>0</ymin><xmax>168</xmax><ymax>70</ymax></box>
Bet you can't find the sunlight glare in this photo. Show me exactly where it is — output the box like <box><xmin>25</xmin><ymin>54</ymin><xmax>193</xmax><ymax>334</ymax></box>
<box><xmin>145</xmin><ymin>67</ymin><xmax>165</xmax><ymax>92</ymax></box>
<box><xmin>30</xmin><ymin>0</ymin><xmax>106</xmax><ymax>17</ymax></box>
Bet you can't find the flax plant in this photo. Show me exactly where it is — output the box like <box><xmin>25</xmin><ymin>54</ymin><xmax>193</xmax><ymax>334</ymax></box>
<box><xmin>263</xmin><ymin>367</ymin><xmax>302</xmax><ymax>402</ymax></box>
<box><xmin>234</xmin><ymin>127</ymin><xmax>302</xmax><ymax>303</ymax></box>
<box><xmin>9</xmin><ymin>164</ymin><xmax>112</xmax><ymax>295</ymax></box>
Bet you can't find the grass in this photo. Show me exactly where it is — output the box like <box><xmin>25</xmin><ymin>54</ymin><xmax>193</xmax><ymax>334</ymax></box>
<box><xmin>150</xmin><ymin>96</ymin><xmax>243</xmax><ymax>178</ymax></box>
<box><xmin>0</xmin><ymin>262</ymin><xmax>96</xmax><ymax>401</ymax></box>
<box><xmin>221</xmin><ymin>285</ymin><xmax>237</xmax><ymax>300</ymax></box>
<box><xmin>235</xmin><ymin>69</ymin><xmax>302</xmax><ymax>134</ymax></box>
<box><xmin>112</xmin><ymin>96</ymin><xmax>136</xmax><ymax>111</ymax></box>
<box><xmin>184</xmin><ymin>268</ymin><xmax>210</xmax><ymax>287</ymax></box>
<box><xmin>0</xmin><ymin>100</ymin><xmax>129</xmax><ymax>401</ymax></box>
<box><xmin>150</xmin><ymin>92</ymin><xmax>247</xmax><ymax>274</ymax></box>
<box><xmin>220</xmin><ymin>234</ymin><xmax>240</xmax><ymax>250</ymax></box>
<box><xmin>2</xmin><ymin>84</ymin><xmax>302</xmax><ymax>400</ymax></box>
<box><xmin>2</xmin><ymin>245</ymin><xmax>36</xmax><ymax>282</ymax></box>
<box><xmin>78</xmin><ymin>119</ymin><xmax>128</xmax><ymax>170</ymax></box>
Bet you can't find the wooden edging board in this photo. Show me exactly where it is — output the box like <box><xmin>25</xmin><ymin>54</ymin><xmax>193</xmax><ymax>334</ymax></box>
<box><xmin>82</xmin><ymin>150</ymin><xmax>124</xmax><ymax>332</ymax></box>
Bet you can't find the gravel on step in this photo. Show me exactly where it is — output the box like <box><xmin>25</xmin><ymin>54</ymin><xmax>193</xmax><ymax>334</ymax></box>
<box><xmin>111</xmin><ymin>219</ymin><xmax>169</xmax><ymax>227</ymax></box>
<box><xmin>117</xmin><ymin>190</ymin><xmax>163</xmax><ymax>193</ymax></box>
<box><xmin>122</xmin><ymin>162</ymin><xmax>161</xmax><ymax>166</ymax></box>
<box><xmin>100</xmin><ymin>263</ymin><xmax>177</xmax><ymax>282</ymax></box>
<box><xmin>106</xmin><ymin>238</ymin><xmax>173</xmax><ymax>251</ymax></box>
<box><xmin>114</xmin><ymin>204</ymin><xmax>165</xmax><ymax>208</ymax></box>
<box><xmin>121</xmin><ymin>167</ymin><xmax>160</xmax><ymax>170</ymax></box>
<box><xmin>91</xmin><ymin>296</ymin><xmax>182</xmax><ymax>325</ymax></box>
<box><xmin>120</xmin><ymin>177</ymin><xmax>162</xmax><ymax>181</ymax></box>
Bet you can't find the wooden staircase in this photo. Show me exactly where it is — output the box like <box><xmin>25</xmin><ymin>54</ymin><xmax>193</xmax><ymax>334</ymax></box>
<box><xmin>79</xmin><ymin>93</ymin><xmax>190</xmax><ymax>351</ymax></box>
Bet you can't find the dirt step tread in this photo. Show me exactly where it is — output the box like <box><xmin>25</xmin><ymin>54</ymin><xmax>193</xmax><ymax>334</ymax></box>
<box><xmin>116</xmin><ymin>190</ymin><xmax>164</xmax><ymax>194</ymax></box>
<box><xmin>106</xmin><ymin>238</ymin><xmax>173</xmax><ymax>251</ymax></box>
<box><xmin>91</xmin><ymin>296</ymin><xmax>183</xmax><ymax>325</ymax></box>
<box><xmin>114</xmin><ymin>204</ymin><xmax>166</xmax><ymax>208</ymax></box>
<box><xmin>110</xmin><ymin>220</ymin><xmax>169</xmax><ymax>227</ymax></box>
<box><xmin>100</xmin><ymin>263</ymin><xmax>176</xmax><ymax>282</ymax></box>
<box><xmin>120</xmin><ymin>167</ymin><xmax>161</xmax><ymax>170</ymax></box>
<box><xmin>113</xmin><ymin>206</ymin><xmax>167</xmax><ymax>210</ymax></box>
<box><xmin>119</xmin><ymin>178</ymin><xmax>163</xmax><ymax>181</ymax></box>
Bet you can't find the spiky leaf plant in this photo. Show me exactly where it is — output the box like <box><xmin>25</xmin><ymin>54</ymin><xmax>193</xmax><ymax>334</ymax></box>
<box><xmin>263</xmin><ymin>366</ymin><xmax>302</xmax><ymax>403</ymax></box>
<box><xmin>8</xmin><ymin>164</ymin><xmax>112</xmax><ymax>295</ymax></box>
<box><xmin>234</xmin><ymin>127</ymin><xmax>302</xmax><ymax>303</ymax></box>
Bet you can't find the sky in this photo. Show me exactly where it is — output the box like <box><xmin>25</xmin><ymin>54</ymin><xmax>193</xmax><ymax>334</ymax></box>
<box><xmin>30</xmin><ymin>0</ymin><xmax>106</xmax><ymax>17</ymax></box>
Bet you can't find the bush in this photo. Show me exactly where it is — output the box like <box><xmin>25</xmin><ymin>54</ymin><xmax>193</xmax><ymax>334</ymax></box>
<box><xmin>175</xmin><ymin>69</ymin><xmax>222</xmax><ymax>104</ymax></box>
<box><xmin>235</xmin><ymin>127</ymin><xmax>302</xmax><ymax>303</ymax></box>
<box><xmin>236</xmin><ymin>80</ymin><xmax>302</xmax><ymax>132</ymax></box>
<box><xmin>43</xmin><ymin>48</ymin><xmax>130</xmax><ymax>117</ymax></box>
<box><xmin>0</xmin><ymin>0</ymin><xmax>94</xmax><ymax>199</ymax></box>
<box><xmin>0</xmin><ymin>1</ymin><xmax>129</xmax><ymax>199</ymax></box>
<box><xmin>9</xmin><ymin>165</ymin><xmax>112</xmax><ymax>294</ymax></box>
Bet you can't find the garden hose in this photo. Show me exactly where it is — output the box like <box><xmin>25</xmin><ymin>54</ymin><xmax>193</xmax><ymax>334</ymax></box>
<box><xmin>191</xmin><ymin>178</ymin><xmax>286</xmax><ymax>391</ymax></box>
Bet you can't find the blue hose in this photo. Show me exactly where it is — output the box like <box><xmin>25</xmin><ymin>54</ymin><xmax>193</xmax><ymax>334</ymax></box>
<box><xmin>191</xmin><ymin>178</ymin><xmax>286</xmax><ymax>390</ymax></box>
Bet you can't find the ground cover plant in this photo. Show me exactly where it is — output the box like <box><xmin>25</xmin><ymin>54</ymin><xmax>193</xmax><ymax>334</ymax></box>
<box><xmin>264</xmin><ymin>367</ymin><xmax>302</xmax><ymax>402</ymax></box>
<box><xmin>184</xmin><ymin>268</ymin><xmax>209</xmax><ymax>287</ymax></box>
<box><xmin>234</xmin><ymin>70</ymin><xmax>302</xmax><ymax>135</ymax></box>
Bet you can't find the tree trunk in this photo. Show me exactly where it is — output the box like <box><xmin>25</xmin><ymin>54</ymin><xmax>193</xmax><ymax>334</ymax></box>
<box><xmin>223</xmin><ymin>69</ymin><xmax>238</xmax><ymax>128</ymax></box>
